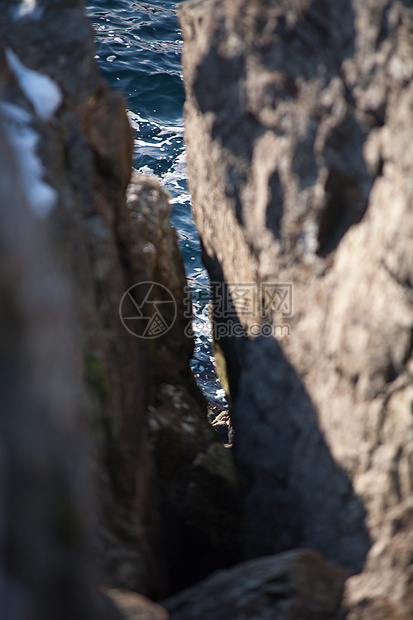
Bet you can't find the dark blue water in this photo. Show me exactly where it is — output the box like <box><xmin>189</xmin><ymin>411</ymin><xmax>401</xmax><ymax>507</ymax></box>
<box><xmin>86</xmin><ymin>0</ymin><xmax>225</xmax><ymax>405</ymax></box>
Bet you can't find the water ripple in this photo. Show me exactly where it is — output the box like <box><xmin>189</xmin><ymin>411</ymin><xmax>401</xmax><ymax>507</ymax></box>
<box><xmin>86</xmin><ymin>0</ymin><xmax>226</xmax><ymax>405</ymax></box>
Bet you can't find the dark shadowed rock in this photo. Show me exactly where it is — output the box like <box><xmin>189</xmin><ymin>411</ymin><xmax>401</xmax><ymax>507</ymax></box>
<box><xmin>0</xmin><ymin>108</ymin><xmax>97</xmax><ymax>620</ymax></box>
<box><xmin>180</xmin><ymin>0</ymin><xmax>413</xmax><ymax>616</ymax></box>
<box><xmin>123</xmin><ymin>174</ymin><xmax>241</xmax><ymax>592</ymax></box>
<box><xmin>163</xmin><ymin>549</ymin><xmax>349</xmax><ymax>620</ymax></box>
<box><xmin>0</xmin><ymin>0</ymin><xmax>241</xmax><ymax>602</ymax></box>
<box><xmin>0</xmin><ymin>1</ymin><xmax>167</xmax><ymax>596</ymax></box>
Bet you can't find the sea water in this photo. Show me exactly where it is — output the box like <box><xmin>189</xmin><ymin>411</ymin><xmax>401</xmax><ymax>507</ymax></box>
<box><xmin>85</xmin><ymin>0</ymin><xmax>226</xmax><ymax>405</ymax></box>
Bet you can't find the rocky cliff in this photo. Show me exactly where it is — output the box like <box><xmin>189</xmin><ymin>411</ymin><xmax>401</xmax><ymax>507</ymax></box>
<box><xmin>2</xmin><ymin>0</ymin><xmax>412</xmax><ymax>617</ymax></box>
<box><xmin>0</xmin><ymin>105</ymin><xmax>102</xmax><ymax>620</ymax></box>
<box><xmin>0</xmin><ymin>0</ymin><xmax>239</xmax><ymax>612</ymax></box>
<box><xmin>179</xmin><ymin>0</ymin><xmax>413</xmax><ymax>617</ymax></box>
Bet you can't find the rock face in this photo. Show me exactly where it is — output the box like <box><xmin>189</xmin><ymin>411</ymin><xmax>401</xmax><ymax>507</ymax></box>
<box><xmin>164</xmin><ymin>549</ymin><xmax>349</xmax><ymax>620</ymax></box>
<box><xmin>0</xmin><ymin>0</ymin><xmax>166</xmax><ymax>597</ymax></box>
<box><xmin>180</xmin><ymin>0</ymin><xmax>413</xmax><ymax>617</ymax></box>
<box><xmin>0</xmin><ymin>0</ymin><xmax>240</xmax><ymax>606</ymax></box>
<box><xmin>106</xmin><ymin>589</ymin><xmax>170</xmax><ymax>620</ymax></box>
<box><xmin>0</xmin><ymin>110</ymin><xmax>98</xmax><ymax>619</ymax></box>
<box><xmin>125</xmin><ymin>176</ymin><xmax>240</xmax><ymax>593</ymax></box>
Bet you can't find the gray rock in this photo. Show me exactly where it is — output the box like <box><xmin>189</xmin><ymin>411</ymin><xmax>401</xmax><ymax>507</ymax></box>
<box><xmin>0</xmin><ymin>106</ymin><xmax>97</xmax><ymax>620</ymax></box>
<box><xmin>180</xmin><ymin>0</ymin><xmax>413</xmax><ymax>616</ymax></box>
<box><xmin>0</xmin><ymin>2</ymin><xmax>166</xmax><ymax>595</ymax></box>
<box><xmin>0</xmin><ymin>0</ymin><xmax>241</xmax><ymax>601</ymax></box>
<box><xmin>105</xmin><ymin>588</ymin><xmax>170</xmax><ymax>620</ymax></box>
<box><xmin>124</xmin><ymin>174</ymin><xmax>241</xmax><ymax>593</ymax></box>
<box><xmin>0</xmin><ymin>0</ymin><xmax>165</xmax><ymax>599</ymax></box>
<box><xmin>163</xmin><ymin>549</ymin><xmax>349</xmax><ymax>620</ymax></box>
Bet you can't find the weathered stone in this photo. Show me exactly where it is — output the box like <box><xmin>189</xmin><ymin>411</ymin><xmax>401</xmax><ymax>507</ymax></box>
<box><xmin>0</xmin><ymin>0</ymin><xmax>242</xmax><ymax>601</ymax></box>
<box><xmin>0</xmin><ymin>112</ymin><xmax>97</xmax><ymax>620</ymax></box>
<box><xmin>148</xmin><ymin>379</ymin><xmax>241</xmax><ymax>592</ymax></box>
<box><xmin>106</xmin><ymin>589</ymin><xmax>170</xmax><ymax>620</ymax></box>
<box><xmin>180</xmin><ymin>0</ymin><xmax>413</xmax><ymax>616</ymax></box>
<box><xmin>163</xmin><ymin>549</ymin><xmax>349</xmax><ymax>620</ymax></box>
<box><xmin>0</xmin><ymin>0</ymin><xmax>166</xmax><ymax>598</ymax></box>
<box><xmin>123</xmin><ymin>174</ymin><xmax>241</xmax><ymax>593</ymax></box>
<box><xmin>207</xmin><ymin>402</ymin><xmax>234</xmax><ymax>446</ymax></box>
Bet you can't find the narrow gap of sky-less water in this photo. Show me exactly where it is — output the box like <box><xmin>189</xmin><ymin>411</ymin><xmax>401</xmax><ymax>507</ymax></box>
<box><xmin>85</xmin><ymin>0</ymin><xmax>227</xmax><ymax>406</ymax></box>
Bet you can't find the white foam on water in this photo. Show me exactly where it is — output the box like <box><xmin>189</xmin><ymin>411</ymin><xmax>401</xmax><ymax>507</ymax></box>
<box><xmin>136</xmin><ymin>165</ymin><xmax>156</xmax><ymax>177</ymax></box>
<box><xmin>163</xmin><ymin>150</ymin><xmax>187</xmax><ymax>189</ymax></box>
<box><xmin>88</xmin><ymin>2</ymin><xmax>227</xmax><ymax>405</ymax></box>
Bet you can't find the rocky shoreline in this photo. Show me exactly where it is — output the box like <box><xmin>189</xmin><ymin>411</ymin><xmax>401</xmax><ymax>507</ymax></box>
<box><xmin>0</xmin><ymin>0</ymin><xmax>412</xmax><ymax>619</ymax></box>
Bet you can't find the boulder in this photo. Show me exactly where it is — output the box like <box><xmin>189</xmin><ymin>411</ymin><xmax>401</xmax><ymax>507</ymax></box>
<box><xmin>163</xmin><ymin>549</ymin><xmax>349</xmax><ymax>620</ymax></box>
<box><xmin>179</xmin><ymin>0</ymin><xmax>413</xmax><ymax>616</ymax></box>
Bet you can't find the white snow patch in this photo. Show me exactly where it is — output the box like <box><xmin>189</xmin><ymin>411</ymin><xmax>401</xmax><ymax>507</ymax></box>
<box><xmin>6</xmin><ymin>49</ymin><xmax>62</xmax><ymax>121</ymax></box>
<box><xmin>1</xmin><ymin>101</ymin><xmax>58</xmax><ymax>219</ymax></box>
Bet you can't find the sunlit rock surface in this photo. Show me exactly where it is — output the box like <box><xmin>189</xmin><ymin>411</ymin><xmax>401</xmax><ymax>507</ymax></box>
<box><xmin>180</xmin><ymin>0</ymin><xmax>413</xmax><ymax>617</ymax></box>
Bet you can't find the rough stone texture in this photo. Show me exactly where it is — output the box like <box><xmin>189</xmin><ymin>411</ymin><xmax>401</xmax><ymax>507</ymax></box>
<box><xmin>0</xmin><ymin>0</ymin><xmax>244</xmax><ymax>603</ymax></box>
<box><xmin>0</xmin><ymin>0</ymin><xmax>167</xmax><ymax>597</ymax></box>
<box><xmin>0</xmin><ymin>111</ymin><xmax>98</xmax><ymax>619</ymax></box>
<box><xmin>163</xmin><ymin>549</ymin><xmax>349</xmax><ymax>620</ymax></box>
<box><xmin>207</xmin><ymin>402</ymin><xmax>234</xmax><ymax>446</ymax></box>
<box><xmin>106</xmin><ymin>589</ymin><xmax>170</xmax><ymax>620</ymax></box>
<box><xmin>0</xmin><ymin>0</ymin><xmax>241</xmax><ymax>604</ymax></box>
<box><xmin>180</xmin><ymin>0</ymin><xmax>413</xmax><ymax>617</ymax></box>
<box><xmin>125</xmin><ymin>175</ymin><xmax>241</xmax><ymax>592</ymax></box>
